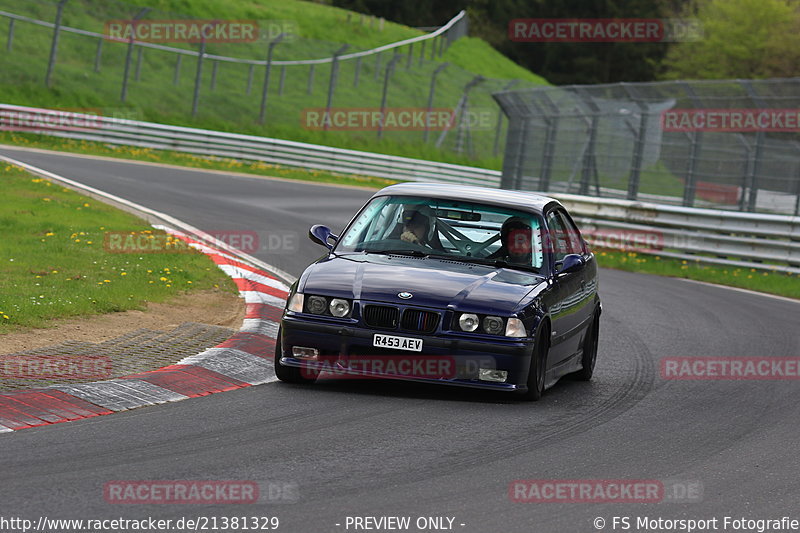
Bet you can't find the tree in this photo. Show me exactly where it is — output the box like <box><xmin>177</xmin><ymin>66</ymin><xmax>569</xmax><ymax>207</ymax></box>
<box><xmin>661</xmin><ymin>0</ymin><xmax>800</xmax><ymax>79</ymax></box>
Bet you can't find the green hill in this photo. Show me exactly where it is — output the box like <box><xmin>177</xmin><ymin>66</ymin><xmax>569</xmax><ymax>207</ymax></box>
<box><xmin>0</xmin><ymin>0</ymin><xmax>548</xmax><ymax>167</ymax></box>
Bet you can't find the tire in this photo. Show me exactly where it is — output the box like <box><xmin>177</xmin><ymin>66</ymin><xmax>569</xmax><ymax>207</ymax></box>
<box><xmin>518</xmin><ymin>325</ymin><xmax>548</xmax><ymax>401</ymax></box>
<box><xmin>274</xmin><ymin>328</ymin><xmax>318</xmax><ymax>384</ymax></box>
<box><xmin>571</xmin><ymin>311</ymin><xmax>599</xmax><ymax>381</ymax></box>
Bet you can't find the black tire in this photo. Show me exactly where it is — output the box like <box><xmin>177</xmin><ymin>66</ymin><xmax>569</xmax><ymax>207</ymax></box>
<box><xmin>518</xmin><ymin>326</ymin><xmax>548</xmax><ymax>401</ymax></box>
<box><xmin>274</xmin><ymin>328</ymin><xmax>317</xmax><ymax>384</ymax></box>
<box><xmin>571</xmin><ymin>311</ymin><xmax>599</xmax><ymax>381</ymax></box>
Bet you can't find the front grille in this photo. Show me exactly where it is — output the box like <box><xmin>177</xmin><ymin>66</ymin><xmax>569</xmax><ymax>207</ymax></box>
<box><xmin>363</xmin><ymin>305</ymin><xmax>399</xmax><ymax>329</ymax></box>
<box><xmin>401</xmin><ymin>309</ymin><xmax>440</xmax><ymax>334</ymax></box>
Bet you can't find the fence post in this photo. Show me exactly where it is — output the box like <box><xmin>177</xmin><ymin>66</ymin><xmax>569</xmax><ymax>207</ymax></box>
<box><xmin>493</xmin><ymin>80</ymin><xmax>520</xmax><ymax>157</ymax></box>
<box><xmin>246</xmin><ymin>64</ymin><xmax>254</xmax><ymax>95</ymax></box>
<box><xmin>537</xmin><ymin>94</ymin><xmax>560</xmax><ymax>192</ymax></box>
<box><xmin>620</xmin><ymin>84</ymin><xmax>647</xmax><ymax>201</ymax></box>
<box><xmin>191</xmin><ymin>37</ymin><xmax>206</xmax><ymax>118</ymax></box>
<box><xmin>173</xmin><ymin>55</ymin><xmax>182</xmax><ymax>85</ymax></box>
<box><xmin>377</xmin><ymin>55</ymin><xmax>401</xmax><ymax>140</ymax></box>
<box><xmin>373</xmin><ymin>52</ymin><xmax>381</xmax><ymax>81</ymax></box>
<box><xmin>436</xmin><ymin>75</ymin><xmax>485</xmax><ymax>155</ymax></box>
<box><xmin>307</xmin><ymin>64</ymin><xmax>315</xmax><ymax>94</ymax></box>
<box><xmin>7</xmin><ymin>19</ymin><xmax>15</xmax><ymax>52</ymax></box>
<box><xmin>279</xmin><ymin>65</ymin><xmax>286</xmax><ymax>95</ymax></box>
<box><xmin>134</xmin><ymin>46</ymin><xmax>143</xmax><ymax>81</ymax></box>
<box><xmin>210</xmin><ymin>60</ymin><xmax>218</xmax><ymax>90</ymax></box>
<box><xmin>45</xmin><ymin>0</ymin><xmax>69</xmax><ymax>88</ymax></box>
<box><xmin>120</xmin><ymin>7</ymin><xmax>150</xmax><ymax>101</ymax></box>
<box><xmin>259</xmin><ymin>33</ymin><xmax>285</xmax><ymax>125</ymax></box>
<box><xmin>419</xmin><ymin>40</ymin><xmax>425</xmax><ymax>66</ymax></box>
<box><xmin>406</xmin><ymin>43</ymin><xmax>413</xmax><ymax>69</ymax></box>
<box><xmin>324</xmin><ymin>44</ymin><xmax>349</xmax><ymax>130</ymax></box>
<box><xmin>353</xmin><ymin>56</ymin><xmax>361</xmax><ymax>87</ymax></box>
<box><xmin>93</xmin><ymin>37</ymin><xmax>103</xmax><ymax>73</ymax></box>
<box><xmin>574</xmin><ymin>88</ymin><xmax>600</xmax><ymax>196</ymax></box>
<box><xmin>741</xmin><ymin>80</ymin><xmax>765</xmax><ymax>212</ymax></box>
<box><xmin>423</xmin><ymin>63</ymin><xmax>448</xmax><ymax>143</ymax></box>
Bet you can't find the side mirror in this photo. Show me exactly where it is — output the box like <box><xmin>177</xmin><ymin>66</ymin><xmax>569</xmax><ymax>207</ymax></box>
<box><xmin>309</xmin><ymin>224</ymin><xmax>338</xmax><ymax>250</ymax></box>
<box><xmin>555</xmin><ymin>254</ymin><xmax>585</xmax><ymax>276</ymax></box>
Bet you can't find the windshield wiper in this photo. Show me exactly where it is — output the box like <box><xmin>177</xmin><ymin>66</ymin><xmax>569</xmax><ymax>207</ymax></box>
<box><xmin>366</xmin><ymin>249</ymin><xmax>429</xmax><ymax>257</ymax></box>
<box><xmin>456</xmin><ymin>257</ymin><xmax>540</xmax><ymax>273</ymax></box>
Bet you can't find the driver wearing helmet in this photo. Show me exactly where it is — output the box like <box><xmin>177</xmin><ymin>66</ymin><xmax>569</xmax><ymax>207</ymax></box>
<box><xmin>399</xmin><ymin>205</ymin><xmax>441</xmax><ymax>249</ymax></box>
<box><xmin>487</xmin><ymin>216</ymin><xmax>533</xmax><ymax>265</ymax></box>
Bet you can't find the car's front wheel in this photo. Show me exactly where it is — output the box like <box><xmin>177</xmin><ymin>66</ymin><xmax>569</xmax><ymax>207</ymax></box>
<box><xmin>518</xmin><ymin>325</ymin><xmax>548</xmax><ymax>401</ymax></box>
<box><xmin>274</xmin><ymin>328</ymin><xmax>318</xmax><ymax>384</ymax></box>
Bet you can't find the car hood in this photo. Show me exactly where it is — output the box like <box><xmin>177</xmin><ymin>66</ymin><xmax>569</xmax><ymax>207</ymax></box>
<box><xmin>300</xmin><ymin>254</ymin><xmax>545</xmax><ymax>314</ymax></box>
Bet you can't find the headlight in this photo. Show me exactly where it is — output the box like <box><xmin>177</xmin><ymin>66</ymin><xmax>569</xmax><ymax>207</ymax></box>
<box><xmin>329</xmin><ymin>298</ymin><xmax>351</xmax><ymax>317</ymax></box>
<box><xmin>482</xmin><ymin>316</ymin><xmax>504</xmax><ymax>335</ymax></box>
<box><xmin>287</xmin><ymin>292</ymin><xmax>304</xmax><ymax>312</ymax></box>
<box><xmin>505</xmin><ymin>317</ymin><xmax>526</xmax><ymax>337</ymax></box>
<box><xmin>458</xmin><ymin>313</ymin><xmax>479</xmax><ymax>332</ymax></box>
<box><xmin>307</xmin><ymin>295</ymin><xmax>328</xmax><ymax>314</ymax></box>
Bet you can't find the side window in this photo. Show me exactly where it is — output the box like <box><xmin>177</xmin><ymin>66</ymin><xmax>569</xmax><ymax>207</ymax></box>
<box><xmin>555</xmin><ymin>210</ymin><xmax>585</xmax><ymax>255</ymax></box>
<box><xmin>545</xmin><ymin>211</ymin><xmax>569</xmax><ymax>262</ymax></box>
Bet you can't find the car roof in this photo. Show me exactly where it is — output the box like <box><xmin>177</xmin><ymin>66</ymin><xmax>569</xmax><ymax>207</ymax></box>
<box><xmin>371</xmin><ymin>183</ymin><xmax>560</xmax><ymax>214</ymax></box>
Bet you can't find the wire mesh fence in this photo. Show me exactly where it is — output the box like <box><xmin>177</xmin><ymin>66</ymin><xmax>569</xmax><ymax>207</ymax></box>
<box><xmin>0</xmin><ymin>0</ymin><xmax>535</xmax><ymax>164</ymax></box>
<box><xmin>494</xmin><ymin>79</ymin><xmax>800</xmax><ymax>215</ymax></box>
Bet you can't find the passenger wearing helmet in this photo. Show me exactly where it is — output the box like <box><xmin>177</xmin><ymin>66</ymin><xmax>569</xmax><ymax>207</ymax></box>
<box><xmin>487</xmin><ymin>216</ymin><xmax>533</xmax><ymax>265</ymax></box>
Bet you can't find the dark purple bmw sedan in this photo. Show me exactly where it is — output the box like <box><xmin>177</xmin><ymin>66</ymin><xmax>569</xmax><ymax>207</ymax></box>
<box><xmin>276</xmin><ymin>183</ymin><xmax>600</xmax><ymax>400</ymax></box>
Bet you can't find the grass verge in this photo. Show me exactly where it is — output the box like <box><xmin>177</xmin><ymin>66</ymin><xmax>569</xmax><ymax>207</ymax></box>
<box><xmin>0</xmin><ymin>162</ymin><xmax>238</xmax><ymax>332</ymax></box>
<box><xmin>596</xmin><ymin>249</ymin><xmax>800</xmax><ymax>300</ymax></box>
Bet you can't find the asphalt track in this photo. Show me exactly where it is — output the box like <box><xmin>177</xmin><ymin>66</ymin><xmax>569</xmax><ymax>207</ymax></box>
<box><xmin>1</xmin><ymin>146</ymin><xmax>799</xmax><ymax>533</ymax></box>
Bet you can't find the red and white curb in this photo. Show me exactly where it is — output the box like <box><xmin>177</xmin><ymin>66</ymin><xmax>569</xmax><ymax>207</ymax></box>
<box><xmin>0</xmin><ymin>230</ymin><xmax>289</xmax><ymax>433</ymax></box>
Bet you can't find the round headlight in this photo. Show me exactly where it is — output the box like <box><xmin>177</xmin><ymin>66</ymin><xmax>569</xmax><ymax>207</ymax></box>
<box><xmin>307</xmin><ymin>295</ymin><xmax>328</xmax><ymax>314</ymax></box>
<box><xmin>458</xmin><ymin>313</ymin><xmax>479</xmax><ymax>332</ymax></box>
<box><xmin>482</xmin><ymin>316</ymin><xmax>504</xmax><ymax>335</ymax></box>
<box><xmin>329</xmin><ymin>298</ymin><xmax>351</xmax><ymax>317</ymax></box>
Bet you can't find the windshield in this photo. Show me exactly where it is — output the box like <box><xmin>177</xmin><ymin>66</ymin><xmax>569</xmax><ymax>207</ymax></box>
<box><xmin>335</xmin><ymin>195</ymin><xmax>545</xmax><ymax>271</ymax></box>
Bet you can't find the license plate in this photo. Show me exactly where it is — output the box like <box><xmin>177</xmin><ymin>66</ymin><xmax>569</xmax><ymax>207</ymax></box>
<box><xmin>373</xmin><ymin>334</ymin><xmax>423</xmax><ymax>352</ymax></box>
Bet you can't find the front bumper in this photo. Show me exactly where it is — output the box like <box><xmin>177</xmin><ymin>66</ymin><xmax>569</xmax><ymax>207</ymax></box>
<box><xmin>279</xmin><ymin>314</ymin><xmax>533</xmax><ymax>392</ymax></box>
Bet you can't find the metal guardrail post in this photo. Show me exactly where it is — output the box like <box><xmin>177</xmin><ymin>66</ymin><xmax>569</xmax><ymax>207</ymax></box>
<box><xmin>120</xmin><ymin>7</ymin><xmax>150</xmax><ymax>101</ymax></box>
<box><xmin>423</xmin><ymin>63</ymin><xmax>448</xmax><ymax>143</ymax></box>
<box><xmin>377</xmin><ymin>55</ymin><xmax>401</xmax><ymax>140</ymax></box>
<box><xmin>279</xmin><ymin>66</ymin><xmax>286</xmax><ymax>96</ymax></box>
<box><xmin>493</xmin><ymin>80</ymin><xmax>519</xmax><ymax>157</ymax></box>
<box><xmin>259</xmin><ymin>33</ymin><xmax>285</xmax><ymax>125</ymax></box>
<box><xmin>191</xmin><ymin>36</ymin><xmax>206</xmax><ymax>118</ymax></box>
<box><xmin>323</xmin><ymin>44</ymin><xmax>349</xmax><ymax>130</ymax></box>
<box><xmin>45</xmin><ymin>0</ymin><xmax>68</xmax><ymax>88</ymax></box>
<box><xmin>93</xmin><ymin>37</ymin><xmax>103</xmax><ymax>73</ymax></box>
<box><xmin>7</xmin><ymin>19</ymin><xmax>14</xmax><ymax>52</ymax></box>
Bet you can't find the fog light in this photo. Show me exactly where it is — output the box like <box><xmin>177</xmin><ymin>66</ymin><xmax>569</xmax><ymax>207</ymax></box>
<box><xmin>292</xmin><ymin>346</ymin><xmax>319</xmax><ymax>359</ymax></box>
<box><xmin>479</xmin><ymin>368</ymin><xmax>508</xmax><ymax>383</ymax></box>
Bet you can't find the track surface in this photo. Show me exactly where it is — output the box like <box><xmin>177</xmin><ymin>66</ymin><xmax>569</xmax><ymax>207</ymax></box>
<box><xmin>2</xmin><ymin>147</ymin><xmax>799</xmax><ymax>532</ymax></box>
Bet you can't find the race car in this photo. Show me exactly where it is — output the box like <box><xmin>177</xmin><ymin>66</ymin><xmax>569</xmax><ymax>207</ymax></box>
<box><xmin>275</xmin><ymin>182</ymin><xmax>600</xmax><ymax>400</ymax></box>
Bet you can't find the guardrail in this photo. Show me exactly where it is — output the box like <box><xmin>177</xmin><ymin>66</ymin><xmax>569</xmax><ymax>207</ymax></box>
<box><xmin>0</xmin><ymin>103</ymin><xmax>501</xmax><ymax>187</ymax></box>
<box><xmin>554</xmin><ymin>193</ymin><xmax>800</xmax><ymax>274</ymax></box>
<box><xmin>2</xmin><ymin>103</ymin><xmax>797</xmax><ymax>274</ymax></box>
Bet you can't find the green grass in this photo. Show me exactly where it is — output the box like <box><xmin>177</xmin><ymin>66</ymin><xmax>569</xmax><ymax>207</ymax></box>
<box><xmin>596</xmin><ymin>249</ymin><xmax>800</xmax><ymax>300</ymax></box>
<box><xmin>0</xmin><ymin>162</ymin><xmax>238</xmax><ymax>332</ymax></box>
<box><xmin>0</xmin><ymin>0</ymin><xmax>548</xmax><ymax>165</ymax></box>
